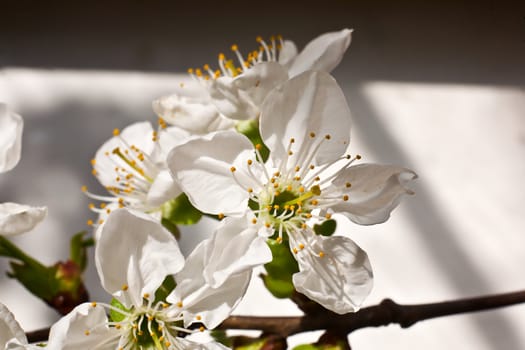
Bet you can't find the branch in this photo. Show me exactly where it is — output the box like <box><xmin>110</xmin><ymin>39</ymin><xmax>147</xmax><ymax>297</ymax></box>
<box><xmin>26</xmin><ymin>289</ymin><xmax>525</xmax><ymax>343</ymax></box>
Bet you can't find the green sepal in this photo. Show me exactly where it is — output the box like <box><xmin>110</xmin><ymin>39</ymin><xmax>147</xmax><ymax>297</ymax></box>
<box><xmin>154</xmin><ymin>275</ymin><xmax>176</xmax><ymax>303</ymax></box>
<box><xmin>263</xmin><ymin>238</ymin><xmax>299</xmax><ymax>299</ymax></box>
<box><xmin>313</xmin><ymin>219</ymin><xmax>337</xmax><ymax>236</ymax></box>
<box><xmin>210</xmin><ymin>330</ymin><xmax>233</xmax><ymax>348</ymax></box>
<box><xmin>160</xmin><ymin>218</ymin><xmax>181</xmax><ymax>240</ymax></box>
<box><xmin>161</xmin><ymin>193</ymin><xmax>202</xmax><ymax>226</ymax></box>
<box><xmin>293</xmin><ymin>344</ymin><xmax>344</xmax><ymax>350</ymax></box>
<box><xmin>70</xmin><ymin>231</ymin><xmax>93</xmax><ymax>272</ymax></box>
<box><xmin>293</xmin><ymin>345</ymin><xmax>320</xmax><ymax>350</ymax></box>
<box><xmin>235</xmin><ymin>339</ymin><xmax>267</xmax><ymax>350</ymax></box>
<box><xmin>8</xmin><ymin>261</ymin><xmax>58</xmax><ymax>301</ymax></box>
<box><xmin>109</xmin><ymin>297</ymin><xmax>130</xmax><ymax>322</ymax></box>
<box><xmin>235</xmin><ymin>119</ymin><xmax>269</xmax><ymax>162</ymax></box>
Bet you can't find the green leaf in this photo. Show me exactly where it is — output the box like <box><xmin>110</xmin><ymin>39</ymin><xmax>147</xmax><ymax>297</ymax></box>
<box><xmin>109</xmin><ymin>298</ymin><xmax>130</xmax><ymax>322</ymax></box>
<box><xmin>162</xmin><ymin>193</ymin><xmax>202</xmax><ymax>226</ymax></box>
<box><xmin>261</xmin><ymin>273</ymin><xmax>295</xmax><ymax>299</ymax></box>
<box><xmin>313</xmin><ymin>219</ymin><xmax>337</xmax><ymax>236</ymax></box>
<box><xmin>235</xmin><ymin>119</ymin><xmax>269</xmax><ymax>162</ymax></box>
<box><xmin>154</xmin><ymin>275</ymin><xmax>176</xmax><ymax>303</ymax></box>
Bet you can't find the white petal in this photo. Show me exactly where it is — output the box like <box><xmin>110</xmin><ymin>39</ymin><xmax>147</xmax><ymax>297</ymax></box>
<box><xmin>331</xmin><ymin>164</ymin><xmax>417</xmax><ymax>225</ymax></box>
<box><xmin>93</xmin><ymin>122</ymin><xmax>157</xmax><ymax>189</ymax></box>
<box><xmin>168</xmin><ymin>131</ymin><xmax>254</xmax><ymax>216</ymax></box>
<box><xmin>146</xmin><ymin>170</ymin><xmax>181</xmax><ymax>207</ymax></box>
<box><xmin>169</xmin><ymin>239</ymin><xmax>252</xmax><ymax>329</ymax></box>
<box><xmin>46</xmin><ymin>303</ymin><xmax>117</xmax><ymax>350</ymax></box>
<box><xmin>153</xmin><ymin>93</ymin><xmax>234</xmax><ymax>134</ymax></box>
<box><xmin>95</xmin><ymin>208</ymin><xmax>184</xmax><ymax>307</ymax></box>
<box><xmin>0</xmin><ymin>104</ymin><xmax>23</xmax><ymax>174</ymax></box>
<box><xmin>288</xmin><ymin>28</ymin><xmax>353</xmax><ymax>77</ymax></box>
<box><xmin>291</xmin><ymin>233</ymin><xmax>373</xmax><ymax>314</ymax></box>
<box><xmin>260</xmin><ymin>70</ymin><xmax>351</xmax><ymax>166</ymax></box>
<box><xmin>209</xmin><ymin>62</ymin><xmax>289</xmax><ymax>120</ymax></box>
<box><xmin>0</xmin><ymin>303</ymin><xmax>27</xmax><ymax>348</ymax></box>
<box><xmin>278</xmin><ymin>40</ymin><xmax>298</xmax><ymax>67</ymax></box>
<box><xmin>203</xmin><ymin>216</ymin><xmax>272</xmax><ymax>287</ymax></box>
<box><xmin>176</xmin><ymin>338</ymin><xmax>230</xmax><ymax>350</ymax></box>
<box><xmin>0</xmin><ymin>203</ymin><xmax>47</xmax><ymax>236</ymax></box>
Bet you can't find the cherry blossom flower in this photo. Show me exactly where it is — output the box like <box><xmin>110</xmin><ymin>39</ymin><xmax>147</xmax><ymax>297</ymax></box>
<box><xmin>153</xmin><ymin>29</ymin><xmax>353</xmax><ymax>132</ymax></box>
<box><xmin>168</xmin><ymin>70</ymin><xmax>416</xmax><ymax>313</ymax></box>
<box><xmin>82</xmin><ymin>121</ymin><xmax>190</xmax><ymax>226</ymax></box>
<box><xmin>46</xmin><ymin>208</ymin><xmax>259</xmax><ymax>349</ymax></box>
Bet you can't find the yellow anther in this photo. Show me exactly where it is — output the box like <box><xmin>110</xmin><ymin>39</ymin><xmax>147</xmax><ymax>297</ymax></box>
<box><xmin>256</xmin><ymin>36</ymin><xmax>263</xmax><ymax>42</ymax></box>
<box><xmin>306</xmin><ymin>213</ymin><xmax>313</xmax><ymax>219</ymax></box>
<box><xmin>325</xmin><ymin>134</ymin><xmax>331</xmax><ymax>140</ymax></box>
<box><xmin>265</xmin><ymin>222</ymin><xmax>271</xmax><ymax>228</ymax></box>
<box><xmin>177</xmin><ymin>301</ymin><xmax>183</xmax><ymax>308</ymax></box>
<box><xmin>319</xmin><ymin>251</ymin><xmax>325</xmax><ymax>258</ymax></box>
<box><xmin>345</xmin><ymin>182</ymin><xmax>352</xmax><ymax>188</ymax></box>
<box><xmin>187</xmin><ymin>68</ymin><xmax>194</xmax><ymax>74</ymax></box>
<box><xmin>230</xmin><ymin>166</ymin><xmax>236</xmax><ymax>172</ymax></box>
<box><xmin>273</xmin><ymin>204</ymin><xmax>280</xmax><ymax>210</ymax></box>
<box><xmin>356</xmin><ymin>154</ymin><xmax>362</xmax><ymax>160</ymax></box>
<box><xmin>147</xmin><ymin>314</ymin><xmax>154</xmax><ymax>321</ymax></box>
<box><xmin>270</xmin><ymin>178</ymin><xmax>276</xmax><ymax>183</ymax></box>
<box><xmin>99</xmin><ymin>203</ymin><xmax>106</xmax><ymax>209</ymax></box>
<box><xmin>343</xmin><ymin>195</ymin><xmax>349</xmax><ymax>201</ymax></box>
<box><xmin>277</xmin><ymin>34</ymin><xmax>283</xmax><ymax>40</ymax></box>
<box><xmin>195</xmin><ymin>68</ymin><xmax>203</xmax><ymax>77</ymax></box>
<box><xmin>115</xmin><ymin>324</ymin><xmax>122</xmax><ymax>329</ymax></box>
<box><xmin>143</xmin><ymin>293</ymin><xmax>150</xmax><ymax>299</ymax></box>
<box><xmin>273</xmin><ymin>183</ymin><xmax>278</xmax><ymax>189</ymax></box>
<box><xmin>91</xmin><ymin>169</ymin><xmax>97</xmax><ymax>176</ymax></box>
<box><xmin>251</xmin><ymin>218</ymin><xmax>257</xmax><ymax>224</ymax></box>
<box><xmin>293</xmin><ymin>248</ymin><xmax>298</xmax><ymax>254</ymax></box>
<box><xmin>309</xmin><ymin>164</ymin><xmax>315</xmax><ymax>170</ymax></box>
<box><xmin>295</xmin><ymin>166</ymin><xmax>300</xmax><ymax>172</ymax></box>
<box><xmin>274</xmin><ymin>171</ymin><xmax>280</xmax><ymax>177</ymax></box>
<box><xmin>203</xmin><ymin>64</ymin><xmax>210</xmax><ymax>70</ymax></box>
<box><xmin>113</xmin><ymin>128</ymin><xmax>120</xmax><ymax>136</ymax></box>
<box><xmin>287</xmin><ymin>185</ymin><xmax>292</xmax><ymax>191</ymax></box>
<box><xmin>98</xmin><ymin>219</ymin><xmax>104</xmax><ymax>224</ymax></box>
<box><xmin>288</xmin><ymin>151</ymin><xmax>293</xmax><ymax>156</ymax></box>
<box><xmin>199</xmin><ymin>326</ymin><xmax>205</xmax><ymax>332</ymax></box>
<box><xmin>247</xmin><ymin>159</ymin><xmax>253</xmax><ymax>165</ymax></box>
<box><xmin>301</xmin><ymin>223</ymin><xmax>307</xmax><ymax>229</ymax></box>
<box><xmin>165</xmin><ymin>342</ymin><xmax>171</xmax><ymax>347</ymax></box>
<box><xmin>276</xmin><ymin>237</ymin><xmax>283</xmax><ymax>243</ymax></box>
<box><xmin>91</xmin><ymin>302</ymin><xmax>97</xmax><ymax>307</ymax></box>
<box><xmin>290</xmin><ymin>138</ymin><xmax>295</xmax><ymax>143</ymax></box>
<box><xmin>196</xmin><ymin>315</ymin><xmax>202</xmax><ymax>321</ymax></box>
<box><xmin>218</xmin><ymin>53</ymin><xmax>225</xmax><ymax>61</ymax></box>
<box><xmin>325</xmin><ymin>213</ymin><xmax>332</xmax><ymax>219</ymax></box>
<box><xmin>299</xmin><ymin>186</ymin><xmax>305</xmax><ymax>193</ymax></box>
<box><xmin>122</xmin><ymin>284</ymin><xmax>129</xmax><ymax>291</ymax></box>
<box><xmin>85</xmin><ymin>330</ymin><xmax>90</xmax><ymax>336</ymax></box>
<box><xmin>255</xmin><ymin>144</ymin><xmax>262</xmax><ymax>150</ymax></box>
<box><xmin>274</xmin><ymin>191</ymin><xmax>280</xmax><ymax>196</ymax></box>
<box><xmin>88</xmin><ymin>203</ymin><xmax>95</xmax><ymax>209</ymax></box>
<box><xmin>87</xmin><ymin>219</ymin><xmax>94</xmax><ymax>226</ymax></box>
<box><xmin>90</xmin><ymin>158</ymin><xmax>96</xmax><ymax>166</ymax></box>
<box><xmin>299</xmin><ymin>243</ymin><xmax>305</xmax><ymax>250</ymax></box>
<box><xmin>311</xmin><ymin>185</ymin><xmax>321</xmax><ymax>195</ymax></box>
<box><xmin>309</xmin><ymin>132</ymin><xmax>316</xmax><ymax>138</ymax></box>
<box><xmin>214</xmin><ymin>70</ymin><xmax>221</xmax><ymax>79</ymax></box>
<box><xmin>247</xmin><ymin>187</ymin><xmax>253</xmax><ymax>193</ymax></box>
<box><xmin>231</xmin><ymin>44</ymin><xmax>238</xmax><ymax>51</ymax></box>
<box><xmin>218</xmin><ymin>213</ymin><xmax>225</xmax><ymax>219</ymax></box>
<box><xmin>180</xmin><ymin>82</ymin><xmax>185</xmax><ymax>88</ymax></box>
<box><xmin>314</xmin><ymin>176</ymin><xmax>321</xmax><ymax>182</ymax></box>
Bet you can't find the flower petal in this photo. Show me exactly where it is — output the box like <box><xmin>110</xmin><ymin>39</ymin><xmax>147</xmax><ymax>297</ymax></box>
<box><xmin>153</xmin><ymin>93</ymin><xmax>234</xmax><ymax>134</ymax></box>
<box><xmin>278</xmin><ymin>40</ymin><xmax>298</xmax><ymax>67</ymax></box>
<box><xmin>0</xmin><ymin>203</ymin><xmax>47</xmax><ymax>236</ymax></box>
<box><xmin>169</xmin><ymin>239</ymin><xmax>252</xmax><ymax>329</ymax></box>
<box><xmin>330</xmin><ymin>164</ymin><xmax>417</xmax><ymax>225</ymax></box>
<box><xmin>0</xmin><ymin>104</ymin><xmax>23</xmax><ymax>174</ymax></box>
<box><xmin>95</xmin><ymin>208</ymin><xmax>185</xmax><ymax>307</ymax></box>
<box><xmin>291</xmin><ymin>233</ymin><xmax>373</xmax><ymax>314</ymax></box>
<box><xmin>46</xmin><ymin>303</ymin><xmax>117</xmax><ymax>350</ymax></box>
<box><xmin>288</xmin><ymin>28</ymin><xmax>353</xmax><ymax>77</ymax></box>
<box><xmin>146</xmin><ymin>169</ymin><xmax>182</xmax><ymax>207</ymax></box>
<box><xmin>0</xmin><ymin>303</ymin><xmax>27</xmax><ymax>348</ymax></box>
<box><xmin>203</xmin><ymin>216</ymin><xmax>272</xmax><ymax>287</ymax></box>
<box><xmin>176</xmin><ymin>338</ymin><xmax>230</xmax><ymax>350</ymax></box>
<box><xmin>260</xmin><ymin>70</ymin><xmax>351</xmax><ymax>166</ymax></box>
<box><xmin>208</xmin><ymin>62</ymin><xmax>289</xmax><ymax>120</ymax></box>
<box><xmin>168</xmin><ymin>131</ymin><xmax>254</xmax><ymax>216</ymax></box>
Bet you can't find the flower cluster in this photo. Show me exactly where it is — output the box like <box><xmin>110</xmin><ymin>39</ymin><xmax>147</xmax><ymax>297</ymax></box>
<box><xmin>0</xmin><ymin>28</ymin><xmax>415</xmax><ymax>349</ymax></box>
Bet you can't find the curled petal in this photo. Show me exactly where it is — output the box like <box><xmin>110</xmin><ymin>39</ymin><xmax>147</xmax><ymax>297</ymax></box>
<box><xmin>260</xmin><ymin>70</ymin><xmax>351</xmax><ymax>166</ymax></box>
<box><xmin>331</xmin><ymin>164</ymin><xmax>417</xmax><ymax>225</ymax></box>
<box><xmin>203</xmin><ymin>216</ymin><xmax>272</xmax><ymax>287</ymax></box>
<box><xmin>168</xmin><ymin>131</ymin><xmax>254</xmax><ymax>216</ymax></box>
<box><xmin>0</xmin><ymin>303</ymin><xmax>27</xmax><ymax>348</ymax></box>
<box><xmin>95</xmin><ymin>208</ymin><xmax>184</xmax><ymax>307</ymax></box>
<box><xmin>146</xmin><ymin>170</ymin><xmax>182</xmax><ymax>207</ymax></box>
<box><xmin>291</xmin><ymin>233</ymin><xmax>373</xmax><ymax>314</ymax></box>
<box><xmin>278</xmin><ymin>40</ymin><xmax>298</xmax><ymax>67</ymax></box>
<box><xmin>0</xmin><ymin>104</ymin><xmax>23</xmax><ymax>174</ymax></box>
<box><xmin>0</xmin><ymin>203</ymin><xmax>47</xmax><ymax>236</ymax></box>
<box><xmin>153</xmin><ymin>94</ymin><xmax>234</xmax><ymax>134</ymax></box>
<box><xmin>46</xmin><ymin>303</ymin><xmax>117</xmax><ymax>350</ymax></box>
<box><xmin>288</xmin><ymin>28</ymin><xmax>353</xmax><ymax>77</ymax></box>
<box><xmin>169</xmin><ymin>239</ymin><xmax>252</xmax><ymax>329</ymax></box>
<box><xmin>209</xmin><ymin>62</ymin><xmax>289</xmax><ymax>120</ymax></box>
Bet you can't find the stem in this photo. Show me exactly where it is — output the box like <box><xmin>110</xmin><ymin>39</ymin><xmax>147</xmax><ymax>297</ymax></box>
<box><xmin>0</xmin><ymin>236</ymin><xmax>45</xmax><ymax>268</ymax></box>
<box><xmin>26</xmin><ymin>289</ymin><xmax>525</xmax><ymax>343</ymax></box>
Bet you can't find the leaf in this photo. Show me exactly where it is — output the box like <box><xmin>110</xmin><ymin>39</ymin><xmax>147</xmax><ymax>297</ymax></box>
<box><xmin>161</xmin><ymin>193</ymin><xmax>202</xmax><ymax>226</ymax></box>
<box><xmin>313</xmin><ymin>219</ymin><xmax>337</xmax><ymax>236</ymax></box>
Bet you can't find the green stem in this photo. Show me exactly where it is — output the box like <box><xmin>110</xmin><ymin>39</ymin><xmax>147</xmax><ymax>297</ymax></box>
<box><xmin>0</xmin><ymin>236</ymin><xmax>45</xmax><ymax>268</ymax></box>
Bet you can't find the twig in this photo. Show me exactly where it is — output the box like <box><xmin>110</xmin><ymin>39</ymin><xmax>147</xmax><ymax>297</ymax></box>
<box><xmin>26</xmin><ymin>289</ymin><xmax>525</xmax><ymax>343</ymax></box>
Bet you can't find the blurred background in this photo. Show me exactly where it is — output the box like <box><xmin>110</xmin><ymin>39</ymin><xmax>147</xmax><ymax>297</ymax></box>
<box><xmin>0</xmin><ymin>0</ymin><xmax>524</xmax><ymax>348</ymax></box>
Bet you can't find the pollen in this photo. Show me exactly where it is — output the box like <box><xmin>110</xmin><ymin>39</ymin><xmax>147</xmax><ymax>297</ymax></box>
<box><xmin>88</xmin><ymin>203</ymin><xmax>95</xmax><ymax>209</ymax></box>
<box><xmin>143</xmin><ymin>293</ymin><xmax>150</xmax><ymax>299</ymax></box>
<box><xmin>177</xmin><ymin>301</ymin><xmax>183</xmax><ymax>308</ymax></box>
<box><xmin>90</xmin><ymin>158</ymin><xmax>96</xmax><ymax>165</ymax></box>
<box><xmin>230</xmin><ymin>166</ymin><xmax>236</xmax><ymax>172</ymax></box>
<box><xmin>196</xmin><ymin>315</ymin><xmax>202</xmax><ymax>321</ymax></box>
<box><xmin>255</xmin><ymin>143</ymin><xmax>262</xmax><ymax>150</ymax></box>
<box><xmin>85</xmin><ymin>330</ymin><xmax>90</xmax><ymax>336</ymax></box>
<box><xmin>319</xmin><ymin>251</ymin><xmax>325</xmax><ymax>258</ymax></box>
<box><xmin>247</xmin><ymin>159</ymin><xmax>253</xmax><ymax>165</ymax></box>
<box><xmin>218</xmin><ymin>53</ymin><xmax>225</xmax><ymax>61</ymax></box>
<box><xmin>276</xmin><ymin>237</ymin><xmax>283</xmax><ymax>243</ymax></box>
<box><xmin>343</xmin><ymin>195</ymin><xmax>349</xmax><ymax>201</ymax></box>
<box><xmin>113</xmin><ymin>128</ymin><xmax>120</xmax><ymax>136</ymax></box>
<box><xmin>356</xmin><ymin>154</ymin><xmax>362</xmax><ymax>160</ymax></box>
<box><xmin>265</xmin><ymin>222</ymin><xmax>271</xmax><ymax>228</ymax></box>
<box><xmin>309</xmin><ymin>132</ymin><xmax>316</xmax><ymax>138</ymax></box>
<box><xmin>231</xmin><ymin>44</ymin><xmax>238</xmax><ymax>51</ymax></box>
<box><xmin>187</xmin><ymin>68</ymin><xmax>194</xmax><ymax>74</ymax></box>
<box><xmin>299</xmin><ymin>243</ymin><xmax>305</xmax><ymax>250</ymax></box>
<box><xmin>199</xmin><ymin>326</ymin><xmax>205</xmax><ymax>332</ymax></box>
<box><xmin>345</xmin><ymin>182</ymin><xmax>352</xmax><ymax>188</ymax></box>
<box><xmin>218</xmin><ymin>213</ymin><xmax>225</xmax><ymax>219</ymax></box>
<box><xmin>247</xmin><ymin>187</ymin><xmax>253</xmax><ymax>193</ymax></box>
<box><xmin>325</xmin><ymin>134</ymin><xmax>331</xmax><ymax>140</ymax></box>
<box><xmin>251</xmin><ymin>218</ymin><xmax>257</xmax><ymax>224</ymax></box>
<box><xmin>122</xmin><ymin>284</ymin><xmax>129</xmax><ymax>291</ymax></box>
<box><xmin>325</xmin><ymin>213</ymin><xmax>332</xmax><ymax>219</ymax></box>
<box><xmin>293</xmin><ymin>247</ymin><xmax>298</xmax><ymax>254</ymax></box>
<box><xmin>87</xmin><ymin>219</ymin><xmax>93</xmax><ymax>226</ymax></box>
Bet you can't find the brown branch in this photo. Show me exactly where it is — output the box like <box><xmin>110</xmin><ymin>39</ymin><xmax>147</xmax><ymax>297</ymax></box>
<box><xmin>26</xmin><ymin>289</ymin><xmax>525</xmax><ymax>343</ymax></box>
